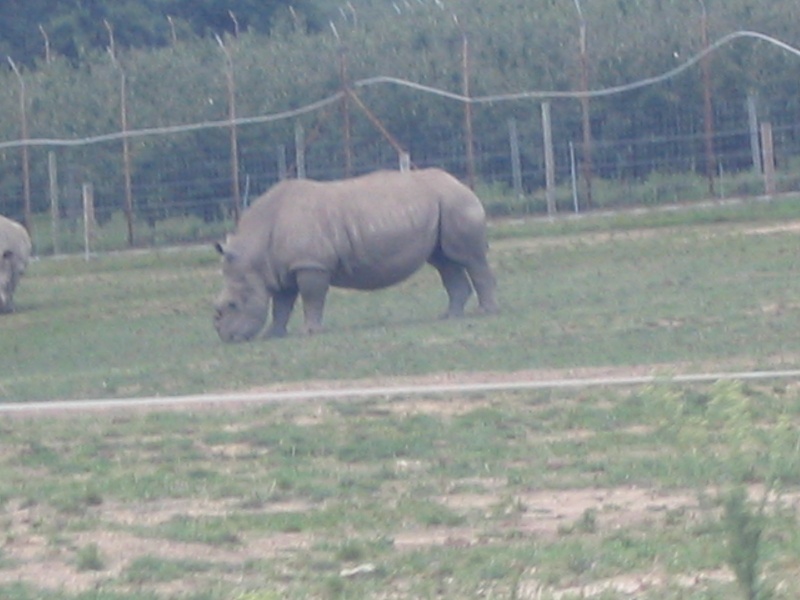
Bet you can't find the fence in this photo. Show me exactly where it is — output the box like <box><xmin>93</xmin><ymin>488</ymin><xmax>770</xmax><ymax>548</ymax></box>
<box><xmin>1</xmin><ymin>30</ymin><xmax>800</xmax><ymax>256</ymax></box>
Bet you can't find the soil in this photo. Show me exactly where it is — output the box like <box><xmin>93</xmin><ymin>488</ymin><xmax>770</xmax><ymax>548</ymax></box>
<box><xmin>1</xmin><ymin>455</ymin><xmax>733</xmax><ymax>598</ymax></box>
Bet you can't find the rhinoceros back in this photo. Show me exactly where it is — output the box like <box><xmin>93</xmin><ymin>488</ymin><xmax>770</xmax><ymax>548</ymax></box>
<box><xmin>232</xmin><ymin>169</ymin><xmax>486</xmax><ymax>291</ymax></box>
<box><xmin>0</xmin><ymin>215</ymin><xmax>31</xmax><ymax>264</ymax></box>
<box><xmin>0</xmin><ymin>214</ymin><xmax>32</xmax><ymax>311</ymax></box>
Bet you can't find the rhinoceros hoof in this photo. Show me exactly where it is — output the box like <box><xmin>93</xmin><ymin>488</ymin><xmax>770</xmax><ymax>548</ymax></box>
<box><xmin>264</xmin><ymin>327</ymin><xmax>288</xmax><ymax>339</ymax></box>
<box><xmin>476</xmin><ymin>305</ymin><xmax>500</xmax><ymax>316</ymax></box>
<box><xmin>439</xmin><ymin>310</ymin><xmax>465</xmax><ymax>320</ymax></box>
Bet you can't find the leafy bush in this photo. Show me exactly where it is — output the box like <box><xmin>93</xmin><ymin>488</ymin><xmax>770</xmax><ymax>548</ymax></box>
<box><xmin>654</xmin><ymin>381</ymin><xmax>800</xmax><ymax>599</ymax></box>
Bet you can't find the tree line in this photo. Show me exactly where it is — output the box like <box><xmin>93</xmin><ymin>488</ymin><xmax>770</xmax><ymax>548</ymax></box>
<box><xmin>1</xmin><ymin>0</ymin><xmax>799</xmax><ymax>228</ymax></box>
<box><xmin>0</xmin><ymin>0</ymin><xmax>337</xmax><ymax>65</ymax></box>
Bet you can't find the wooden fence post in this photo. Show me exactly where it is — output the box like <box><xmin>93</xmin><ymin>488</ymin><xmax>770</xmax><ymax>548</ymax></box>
<box><xmin>399</xmin><ymin>152</ymin><xmax>411</xmax><ymax>172</ymax></box>
<box><xmin>295</xmin><ymin>122</ymin><xmax>306</xmax><ymax>179</ymax></box>
<box><xmin>508</xmin><ymin>118</ymin><xmax>523</xmax><ymax>198</ymax></box>
<box><xmin>217</xmin><ymin>34</ymin><xmax>241</xmax><ymax>222</ymax></box>
<box><xmin>760</xmin><ymin>122</ymin><xmax>775</xmax><ymax>196</ymax></box>
<box><xmin>8</xmin><ymin>58</ymin><xmax>32</xmax><ymax>234</ymax></box>
<box><xmin>48</xmin><ymin>152</ymin><xmax>60</xmax><ymax>255</ymax></box>
<box><xmin>277</xmin><ymin>144</ymin><xmax>287</xmax><ymax>180</ymax></box>
<box><xmin>82</xmin><ymin>183</ymin><xmax>95</xmax><ymax>261</ymax></box>
<box><xmin>747</xmin><ymin>94</ymin><xmax>762</xmax><ymax>174</ymax></box>
<box><xmin>541</xmin><ymin>102</ymin><xmax>556</xmax><ymax>216</ymax></box>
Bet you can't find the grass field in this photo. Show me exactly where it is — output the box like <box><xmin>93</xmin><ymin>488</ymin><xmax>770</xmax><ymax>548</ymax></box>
<box><xmin>5</xmin><ymin>196</ymin><xmax>800</xmax><ymax>402</ymax></box>
<box><xmin>2</xmin><ymin>197</ymin><xmax>800</xmax><ymax>598</ymax></box>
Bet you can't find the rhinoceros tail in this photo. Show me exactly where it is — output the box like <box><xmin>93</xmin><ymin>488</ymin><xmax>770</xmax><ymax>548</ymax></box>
<box><xmin>436</xmin><ymin>181</ymin><xmax>489</xmax><ymax>266</ymax></box>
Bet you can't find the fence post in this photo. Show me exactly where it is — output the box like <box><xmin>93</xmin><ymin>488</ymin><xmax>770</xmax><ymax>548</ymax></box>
<box><xmin>120</xmin><ymin>68</ymin><xmax>135</xmax><ymax>246</ymax></box>
<box><xmin>338</xmin><ymin>46</ymin><xmax>353</xmax><ymax>178</ymax></box>
<box><xmin>508</xmin><ymin>118</ymin><xmax>523</xmax><ymax>198</ymax></box>
<box><xmin>106</xmin><ymin>20</ymin><xmax>135</xmax><ymax>246</ymax></box>
<box><xmin>574</xmin><ymin>0</ymin><xmax>593</xmax><ymax>209</ymax></box>
<box><xmin>747</xmin><ymin>93</ymin><xmax>762</xmax><ymax>174</ymax></box>
<box><xmin>39</xmin><ymin>24</ymin><xmax>52</xmax><ymax>64</ymax></box>
<box><xmin>7</xmin><ymin>58</ymin><xmax>32</xmax><ymax>235</ymax></box>
<box><xmin>82</xmin><ymin>183</ymin><xmax>95</xmax><ymax>261</ymax></box>
<box><xmin>760</xmin><ymin>122</ymin><xmax>775</xmax><ymax>196</ymax></box>
<box><xmin>541</xmin><ymin>102</ymin><xmax>556</xmax><ymax>216</ymax></box>
<box><xmin>399</xmin><ymin>152</ymin><xmax>411</xmax><ymax>173</ymax></box>
<box><xmin>295</xmin><ymin>122</ymin><xmax>306</xmax><ymax>179</ymax></box>
<box><xmin>48</xmin><ymin>152</ymin><xmax>60</xmax><ymax>255</ymax></box>
<box><xmin>569</xmin><ymin>141</ymin><xmax>579</xmax><ymax>213</ymax></box>
<box><xmin>455</xmin><ymin>17</ymin><xmax>476</xmax><ymax>189</ymax></box>
<box><xmin>217</xmin><ymin>34</ymin><xmax>241</xmax><ymax>222</ymax></box>
<box><xmin>277</xmin><ymin>144</ymin><xmax>287</xmax><ymax>180</ymax></box>
<box><xmin>698</xmin><ymin>1</ymin><xmax>717</xmax><ymax>196</ymax></box>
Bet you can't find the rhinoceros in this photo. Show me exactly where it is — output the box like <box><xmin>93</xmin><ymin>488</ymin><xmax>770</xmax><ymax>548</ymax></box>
<box><xmin>213</xmin><ymin>168</ymin><xmax>498</xmax><ymax>342</ymax></box>
<box><xmin>0</xmin><ymin>214</ymin><xmax>32</xmax><ymax>313</ymax></box>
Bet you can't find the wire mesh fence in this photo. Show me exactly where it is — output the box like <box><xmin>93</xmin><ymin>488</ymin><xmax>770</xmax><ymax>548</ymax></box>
<box><xmin>1</xmin><ymin>29</ymin><xmax>799</xmax><ymax>255</ymax></box>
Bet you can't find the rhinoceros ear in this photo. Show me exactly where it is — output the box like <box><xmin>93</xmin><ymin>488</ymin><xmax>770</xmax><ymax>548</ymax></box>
<box><xmin>214</xmin><ymin>240</ymin><xmax>240</xmax><ymax>263</ymax></box>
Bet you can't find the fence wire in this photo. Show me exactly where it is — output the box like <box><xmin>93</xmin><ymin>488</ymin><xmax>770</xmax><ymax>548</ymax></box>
<box><xmin>1</xmin><ymin>30</ymin><xmax>799</xmax><ymax>254</ymax></box>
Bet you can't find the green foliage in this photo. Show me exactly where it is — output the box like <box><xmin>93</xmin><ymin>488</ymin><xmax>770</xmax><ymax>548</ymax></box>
<box><xmin>655</xmin><ymin>380</ymin><xmax>800</xmax><ymax>599</ymax></box>
<box><xmin>656</xmin><ymin>381</ymin><xmax>800</xmax><ymax>487</ymax></box>
<box><xmin>75</xmin><ymin>543</ymin><xmax>105</xmax><ymax>572</ymax></box>
<box><xmin>161</xmin><ymin>515</ymin><xmax>242</xmax><ymax>546</ymax></box>
<box><xmin>2</xmin><ymin>1</ymin><xmax>800</xmax><ymax>232</ymax></box>
<box><xmin>0</xmin><ymin>0</ymin><xmax>326</xmax><ymax>66</ymax></box>
<box><xmin>723</xmin><ymin>487</ymin><xmax>772</xmax><ymax>600</ymax></box>
<box><xmin>124</xmin><ymin>555</ymin><xmax>213</xmax><ymax>584</ymax></box>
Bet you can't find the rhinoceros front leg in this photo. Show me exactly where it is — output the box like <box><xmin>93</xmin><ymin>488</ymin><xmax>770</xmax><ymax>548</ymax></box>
<box><xmin>265</xmin><ymin>288</ymin><xmax>298</xmax><ymax>338</ymax></box>
<box><xmin>428</xmin><ymin>254</ymin><xmax>473</xmax><ymax>318</ymax></box>
<box><xmin>296</xmin><ymin>268</ymin><xmax>331</xmax><ymax>335</ymax></box>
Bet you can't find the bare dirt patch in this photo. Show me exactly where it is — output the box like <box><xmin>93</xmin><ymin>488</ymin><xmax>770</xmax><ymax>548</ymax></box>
<box><xmin>3</xmin><ymin>480</ymin><xmax>769</xmax><ymax>597</ymax></box>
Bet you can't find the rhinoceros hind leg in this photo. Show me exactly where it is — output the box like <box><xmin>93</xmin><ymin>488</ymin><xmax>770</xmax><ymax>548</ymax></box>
<box><xmin>465</xmin><ymin>259</ymin><xmax>499</xmax><ymax>315</ymax></box>
<box><xmin>296</xmin><ymin>268</ymin><xmax>331</xmax><ymax>334</ymax></box>
<box><xmin>266</xmin><ymin>288</ymin><xmax>298</xmax><ymax>338</ymax></box>
<box><xmin>429</xmin><ymin>254</ymin><xmax>473</xmax><ymax>318</ymax></box>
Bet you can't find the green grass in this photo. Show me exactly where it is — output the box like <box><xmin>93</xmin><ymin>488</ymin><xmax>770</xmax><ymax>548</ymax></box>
<box><xmin>4</xmin><ymin>195</ymin><xmax>800</xmax><ymax>402</ymax></box>
<box><xmin>1</xmin><ymin>197</ymin><xmax>800</xmax><ymax>598</ymax></box>
<box><xmin>0</xmin><ymin>382</ymin><xmax>799</xmax><ymax>597</ymax></box>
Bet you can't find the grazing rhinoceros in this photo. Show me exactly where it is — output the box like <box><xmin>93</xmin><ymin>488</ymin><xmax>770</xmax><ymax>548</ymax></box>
<box><xmin>213</xmin><ymin>168</ymin><xmax>498</xmax><ymax>342</ymax></box>
<box><xmin>0</xmin><ymin>214</ymin><xmax>32</xmax><ymax>313</ymax></box>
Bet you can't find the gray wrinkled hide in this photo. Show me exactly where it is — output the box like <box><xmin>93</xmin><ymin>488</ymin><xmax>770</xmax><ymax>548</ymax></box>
<box><xmin>214</xmin><ymin>168</ymin><xmax>498</xmax><ymax>342</ymax></box>
<box><xmin>0</xmin><ymin>214</ymin><xmax>32</xmax><ymax>313</ymax></box>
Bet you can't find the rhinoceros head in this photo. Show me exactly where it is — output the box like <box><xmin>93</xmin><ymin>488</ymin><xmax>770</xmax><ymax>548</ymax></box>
<box><xmin>0</xmin><ymin>249</ymin><xmax>22</xmax><ymax>313</ymax></box>
<box><xmin>213</xmin><ymin>242</ymin><xmax>269</xmax><ymax>342</ymax></box>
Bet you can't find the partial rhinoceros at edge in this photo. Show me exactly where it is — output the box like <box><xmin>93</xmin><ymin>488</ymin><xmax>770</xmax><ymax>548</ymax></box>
<box><xmin>0</xmin><ymin>214</ymin><xmax>32</xmax><ymax>314</ymax></box>
<box><xmin>213</xmin><ymin>168</ymin><xmax>498</xmax><ymax>342</ymax></box>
